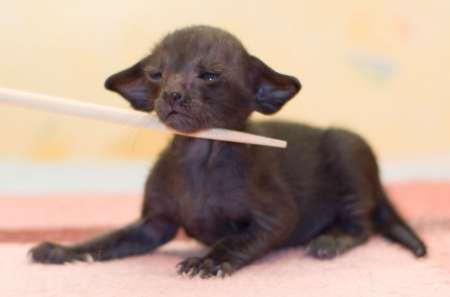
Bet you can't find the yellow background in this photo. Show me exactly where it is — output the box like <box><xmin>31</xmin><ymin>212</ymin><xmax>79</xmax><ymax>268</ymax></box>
<box><xmin>1</xmin><ymin>0</ymin><xmax>449</xmax><ymax>162</ymax></box>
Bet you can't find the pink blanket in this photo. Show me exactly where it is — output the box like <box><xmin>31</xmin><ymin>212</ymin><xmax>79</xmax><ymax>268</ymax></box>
<box><xmin>1</xmin><ymin>181</ymin><xmax>449</xmax><ymax>296</ymax></box>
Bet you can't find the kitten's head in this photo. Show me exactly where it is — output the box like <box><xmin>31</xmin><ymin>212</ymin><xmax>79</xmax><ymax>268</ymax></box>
<box><xmin>105</xmin><ymin>25</ymin><xmax>301</xmax><ymax>133</ymax></box>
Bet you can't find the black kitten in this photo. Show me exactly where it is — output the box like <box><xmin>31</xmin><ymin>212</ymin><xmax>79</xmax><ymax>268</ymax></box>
<box><xmin>29</xmin><ymin>25</ymin><xmax>426</xmax><ymax>278</ymax></box>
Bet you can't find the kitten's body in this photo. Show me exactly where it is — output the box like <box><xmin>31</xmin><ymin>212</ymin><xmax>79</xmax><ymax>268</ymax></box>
<box><xmin>30</xmin><ymin>26</ymin><xmax>426</xmax><ymax>278</ymax></box>
<box><xmin>146</xmin><ymin>121</ymin><xmax>422</xmax><ymax>252</ymax></box>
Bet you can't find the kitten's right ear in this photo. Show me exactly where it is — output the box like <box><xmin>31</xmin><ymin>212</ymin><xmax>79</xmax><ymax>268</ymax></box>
<box><xmin>104</xmin><ymin>59</ymin><xmax>155</xmax><ymax>112</ymax></box>
<box><xmin>247</xmin><ymin>55</ymin><xmax>301</xmax><ymax>115</ymax></box>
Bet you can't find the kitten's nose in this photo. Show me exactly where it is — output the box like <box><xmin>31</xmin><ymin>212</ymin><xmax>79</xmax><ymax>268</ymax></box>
<box><xmin>163</xmin><ymin>92</ymin><xmax>191</xmax><ymax>107</ymax></box>
<box><xmin>168</xmin><ymin>92</ymin><xmax>182</xmax><ymax>102</ymax></box>
<box><xmin>163</xmin><ymin>91</ymin><xmax>186</xmax><ymax>106</ymax></box>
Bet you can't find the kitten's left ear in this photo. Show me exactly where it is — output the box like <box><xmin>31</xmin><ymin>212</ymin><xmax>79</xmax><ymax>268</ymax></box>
<box><xmin>104</xmin><ymin>59</ymin><xmax>155</xmax><ymax>112</ymax></box>
<box><xmin>248</xmin><ymin>55</ymin><xmax>301</xmax><ymax>114</ymax></box>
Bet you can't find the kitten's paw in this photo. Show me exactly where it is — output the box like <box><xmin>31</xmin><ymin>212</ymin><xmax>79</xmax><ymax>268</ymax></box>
<box><xmin>28</xmin><ymin>241</ymin><xmax>90</xmax><ymax>264</ymax></box>
<box><xmin>176</xmin><ymin>257</ymin><xmax>234</xmax><ymax>278</ymax></box>
<box><xmin>305</xmin><ymin>235</ymin><xmax>340</xmax><ymax>259</ymax></box>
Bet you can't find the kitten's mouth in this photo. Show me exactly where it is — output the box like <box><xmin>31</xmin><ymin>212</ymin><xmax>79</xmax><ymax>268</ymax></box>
<box><xmin>163</xmin><ymin>110</ymin><xmax>187</xmax><ymax>122</ymax></box>
<box><xmin>165</xmin><ymin>110</ymin><xmax>178</xmax><ymax>119</ymax></box>
<box><xmin>154</xmin><ymin>100</ymin><xmax>203</xmax><ymax>133</ymax></box>
<box><xmin>159</xmin><ymin>110</ymin><xmax>201</xmax><ymax>133</ymax></box>
<box><xmin>157</xmin><ymin>108</ymin><xmax>180</xmax><ymax>122</ymax></box>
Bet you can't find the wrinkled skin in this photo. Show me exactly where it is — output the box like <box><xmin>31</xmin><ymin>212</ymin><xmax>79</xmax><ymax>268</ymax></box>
<box><xmin>29</xmin><ymin>26</ymin><xmax>426</xmax><ymax>278</ymax></box>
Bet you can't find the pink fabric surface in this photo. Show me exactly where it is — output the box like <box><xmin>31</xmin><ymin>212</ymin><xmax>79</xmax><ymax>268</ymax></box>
<box><xmin>0</xmin><ymin>181</ymin><xmax>449</xmax><ymax>296</ymax></box>
<box><xmin>0</xmin><ymin>193</ymin><xmax>141</xmax><ymax>229</ymax></box>
<box><xmin>0</xmin><ymin>181</ymin><xmax>448</xmax><ymax>230</ymax></box>
<box><xmin>1</xmin><ymin>235</ymin><xmax>449</xmax><ymax>297</ymax></box>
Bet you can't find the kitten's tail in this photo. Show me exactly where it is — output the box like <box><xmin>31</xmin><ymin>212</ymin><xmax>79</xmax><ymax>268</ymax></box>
<box><xmin>373</xmin><ymin>192</ymin><xmax>427</xmax><ymax>257</ymax></box>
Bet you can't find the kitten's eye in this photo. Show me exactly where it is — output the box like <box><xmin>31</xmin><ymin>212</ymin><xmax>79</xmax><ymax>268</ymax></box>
<box><xmin>148</xmin><ymin>71</ymin><xmax>162</xmax><ymax>80</ymax></box>
<box><xmin>198</xmin><ymin>71</ymin><xmax>220</xmax><ymax>81</ymax></box>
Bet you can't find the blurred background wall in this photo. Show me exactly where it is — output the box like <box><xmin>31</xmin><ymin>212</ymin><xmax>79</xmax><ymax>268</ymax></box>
<box><xmin>1</xmin><ymin>0</ymin><xmax>449</xmax><ymax>163</ymax></box>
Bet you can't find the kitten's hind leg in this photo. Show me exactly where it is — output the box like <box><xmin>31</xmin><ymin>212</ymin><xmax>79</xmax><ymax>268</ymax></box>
<box><xmin>305</xmin><ymin>226</ymin><xmax>369</xmax><ymax>259</ymax></box>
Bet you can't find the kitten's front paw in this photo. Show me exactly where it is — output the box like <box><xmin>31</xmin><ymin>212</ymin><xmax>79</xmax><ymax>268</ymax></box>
<box><xmin>29</xmin><ymin>241</ymin><xmax>89</xmax><ymax>264</ymax></box>
<box><xmin>176</xmin><ymin>257</ymin><xmax>234</xmax><ymax>278</ymax></box>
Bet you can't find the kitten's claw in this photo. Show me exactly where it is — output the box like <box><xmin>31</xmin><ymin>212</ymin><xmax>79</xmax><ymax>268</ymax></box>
<box><xmin>177</xmin><ymin>257</ymin><xmax>234</xmax><ymax>278</ymax></box>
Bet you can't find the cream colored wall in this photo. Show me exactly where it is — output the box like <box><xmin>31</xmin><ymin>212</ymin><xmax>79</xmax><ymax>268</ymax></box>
<box><xmin>1</xmin><ymin>0</ymin><xmax>449</xmax><ymax>161</ymax></box>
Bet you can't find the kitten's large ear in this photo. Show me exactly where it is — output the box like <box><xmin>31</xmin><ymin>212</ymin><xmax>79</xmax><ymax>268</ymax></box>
<box><xmin>104</xmin><ymin>59</ymin><xmax>155</xmax><ymax>112</ymax></box>
<box><xmin>248</xmin><ymin>55</ymin><xmax>301</xmax><ymax>114</ymax></box>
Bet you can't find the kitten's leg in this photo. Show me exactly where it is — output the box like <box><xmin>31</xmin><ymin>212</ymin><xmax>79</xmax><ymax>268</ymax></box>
<box><xmin>305</xmin><ymin>225</ymin><xmax>369</xmax><ymax>259</ymax></box>
<box><xmin>29</xmin><ymin>215</ymin><xmax>178</xmax><ymax>264</ymax></box>
<box><xmin>177</xmin><ymin>207</ymin><xmax>297</xmax><ymax>278</ymax></box>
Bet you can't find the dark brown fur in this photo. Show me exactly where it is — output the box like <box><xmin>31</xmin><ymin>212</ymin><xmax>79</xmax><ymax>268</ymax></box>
<box><xmin>29</xmin><ymin>25</ymin><xmax>426</xmax><ymax>278</ymax></box>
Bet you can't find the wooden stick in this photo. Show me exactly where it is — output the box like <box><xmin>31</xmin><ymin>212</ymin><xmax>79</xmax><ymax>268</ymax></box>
<box><xmin>0</xmin><ymin>87</ymin><xmax>287</xmax><ymax>148</ymax></box>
